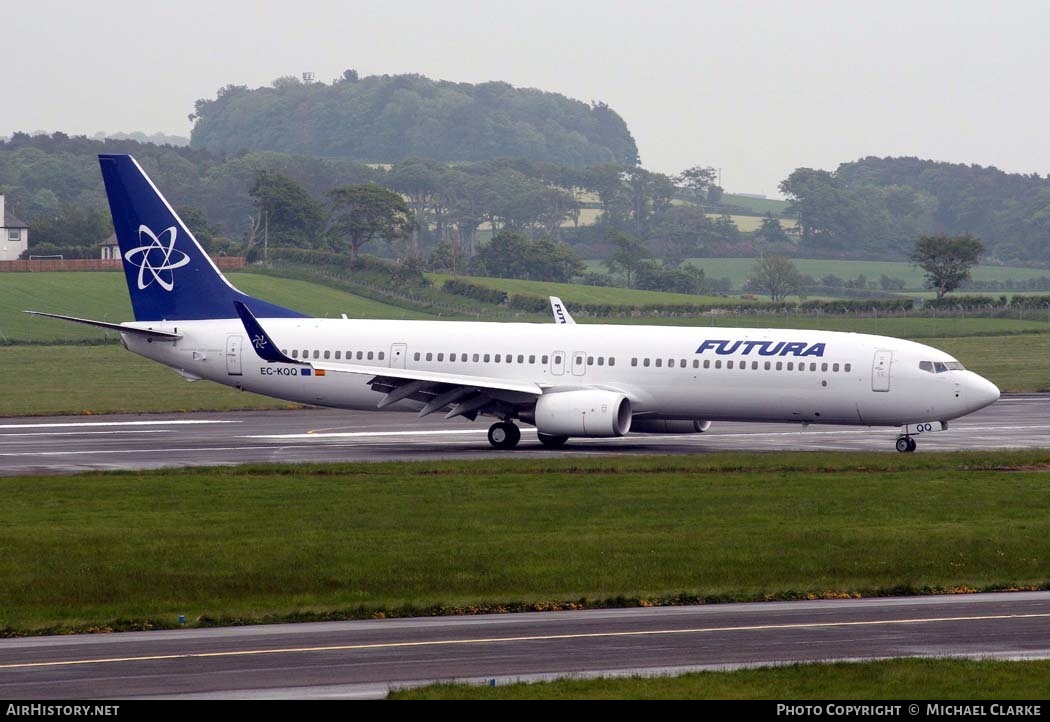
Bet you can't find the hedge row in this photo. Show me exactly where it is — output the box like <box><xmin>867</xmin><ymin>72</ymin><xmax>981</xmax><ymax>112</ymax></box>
<box><xmin>441</xmin><ymin>279</ymin><xmax>509</xmax><ymax>305</ymax></box>
<box><xmin>267</xmin><ymin>248</ymin><xmax>428</xmax><ymax>285</ymax></box>
<box><xmin>505</xmin><ymin>296</ymin><xmax>920</xmax><ymax>317</ymax></box>
<box><xmin>443</xmin><ymin>280</ymin><xmax>1050</xmax><ymax>317</ymax></box>
<box><xmin>923</xmin><ymin>294</ymin><xmax>1050</xmax><ymax>309</ymax></box>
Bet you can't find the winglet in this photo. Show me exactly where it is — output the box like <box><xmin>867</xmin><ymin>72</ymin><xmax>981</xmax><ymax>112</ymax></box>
<box><xmin>234</xmin><ymin>301</ymin><xmax>305</xmax><ymax>364</ymax></box>
<box><xmin>550</xmin><ymin>296</ymin><xmax>575</xmax><ymax>324</ymax></box>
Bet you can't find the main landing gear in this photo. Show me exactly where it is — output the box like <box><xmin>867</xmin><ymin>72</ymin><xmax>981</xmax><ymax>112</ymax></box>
<box><xmin>487</xmin><ymin>421</ymin><xmax>521</xmax><ymax>449</ymax></box>
<box><xmin>895</xmin><ymin>436</ymin><xmax>917</xmax><ymax>453</ymax></box>
<box><xmin>537</xmin><ymin>432</ymin><xmax>569</xmax><ymax>448</ymax></box>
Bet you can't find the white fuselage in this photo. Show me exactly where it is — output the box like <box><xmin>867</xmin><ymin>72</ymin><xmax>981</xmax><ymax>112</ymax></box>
<box><xmin>122</xmin><ymin>318</ymin><xmax>1000</xmax><ymax>428</ymax></box>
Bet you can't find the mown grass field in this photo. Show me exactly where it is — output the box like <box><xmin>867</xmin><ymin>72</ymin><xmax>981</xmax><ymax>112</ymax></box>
<box><xmin>932</xmin><ymin>334</ymin><xmax>1050</xmax><ymax>392</ymax></box>
<box><xmin>0</xmin><ymin>271</ymin><xmax>436</xmax><ymax>343</ymax></box>
<box><xmin>427</xmin><ymin>272</ymin><xmax>747</xmax><ymax>307</ymax></box>
<box><xmin>674</xmin><ymin>258</ymin><xmax>1050</xmax><ymax>290</ymax></box>
<box><xmin>0</xmin><ymin>345</ymin><xmax>291</xmax><ymax>416</ymax></box>
<box><xmin>391</xmin><ymin>659</ymin><xmax>1050</xmax><ymax>700</ymax></box>
<box><xmin>598</xmin><ymin>312</ymin><xmax>1049</xmax><ymax>338</ymax></box>
<box><xmin>2</xmin><ymin>452</ymin><xmax>1049</xmax><ymax>634</ymax></box>
<box><xmin>718</xmin><ymin>193</ymin><xmax>791</xmax><ymax>216</ymax></box>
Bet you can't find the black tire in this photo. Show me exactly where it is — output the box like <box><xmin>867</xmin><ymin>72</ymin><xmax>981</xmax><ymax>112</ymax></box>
<box><xmin>537</xmin><ymin>433</ymin><xmax>569</xmax><ymax>448</ymax></box>
<box><xmin>906</xmin><ymin>437</ymin><xmax>917</xmax><ymax>452</ymax></box>
<box><xmin>895</xmin><ymin>437</ymin><xmax>910</xmax><ymax>453</ymax></box>
<box><xmin>488</xmin><ymin>422</ymin><xmax>520</xmax><ymax>449</ymax></box>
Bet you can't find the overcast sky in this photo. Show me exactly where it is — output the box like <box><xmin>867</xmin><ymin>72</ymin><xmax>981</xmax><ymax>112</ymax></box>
<box><xmin>7</xmin><ymin>0</ymin><xmax>1049</xmax><ymax>197</ymax></box>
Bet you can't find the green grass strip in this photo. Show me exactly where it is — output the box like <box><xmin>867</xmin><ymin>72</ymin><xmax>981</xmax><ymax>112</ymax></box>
<box><xmin>2</xmin><ymin>452</ymin><xmax>1049</xmax><ymax>636</ymax></box>
<box><xmin>389</xmin><ymin>658</ymin><xmax>1050</xmax><ymax>699</ymax></box>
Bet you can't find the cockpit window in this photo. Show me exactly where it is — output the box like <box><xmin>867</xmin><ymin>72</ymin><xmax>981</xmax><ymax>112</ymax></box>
<box><xmin>920</xmin><ymin>360</ymin><xmax>964</xmax><ymax>373</ymax></box>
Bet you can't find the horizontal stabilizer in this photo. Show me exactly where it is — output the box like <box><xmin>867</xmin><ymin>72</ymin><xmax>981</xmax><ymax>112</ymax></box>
<box><xmin>24</xmin><ymin>311</ymin><xmax>181</xmax><ymax>339</ymax></box>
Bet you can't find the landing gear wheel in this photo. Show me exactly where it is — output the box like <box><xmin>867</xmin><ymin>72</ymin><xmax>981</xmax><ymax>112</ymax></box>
<box><xmin>488</xmin><ymin>422</ymin><xmax>521</xmax><ymax>449</ymax></box>
<box><xmin>896</xmin><ymin>436</ymin><xmax>916</xmax><ymax>453</ymax></box>
<box><xmin>537</xmin><ymin>433</ymin><xmax>569</xmax><ymax>448</ymax></box>
<box><xmin>907</xmin><ymin>437</ymin><xmax>917</xmax><ymax>452</ymax></box>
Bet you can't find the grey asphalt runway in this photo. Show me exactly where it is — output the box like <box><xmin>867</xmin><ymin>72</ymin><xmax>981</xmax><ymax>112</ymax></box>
<box><xmin>0</xmin><ymin>394</ymin><xmax>1047</xmax><ymax>477</ymax></box>
<box><xmin>1</xmin><ymin>592</ymin><xmax>1049</xmax><ymax>699</ymax></box>
<box><xmin>2</xmin><ymin>399</ymin><xmax>1049</xmax><ymax>699</ymax></box>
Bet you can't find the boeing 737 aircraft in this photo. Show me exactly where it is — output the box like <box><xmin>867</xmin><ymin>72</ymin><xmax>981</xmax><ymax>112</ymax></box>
<box><xmin>29</xmin><ymin>155</ymin><xmax>1000</xmax><ymax>451</ymax></box>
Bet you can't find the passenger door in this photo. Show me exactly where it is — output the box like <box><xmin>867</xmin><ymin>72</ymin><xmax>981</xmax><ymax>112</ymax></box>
<box><xmin>872</xmin><ymin>350</ymin><xmax>892</xmax><ymax>392</ymax></box>
<box><xmin>226</xmin><ymin>335</ymin><xmax>243</xmax><ymax>376</ymax></box>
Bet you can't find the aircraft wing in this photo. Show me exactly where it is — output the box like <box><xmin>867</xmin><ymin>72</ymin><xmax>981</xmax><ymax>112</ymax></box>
<box><xmin>235</xmin><ymin>302</ymin><xmax>542</xmax><ymax>419</ymax></box>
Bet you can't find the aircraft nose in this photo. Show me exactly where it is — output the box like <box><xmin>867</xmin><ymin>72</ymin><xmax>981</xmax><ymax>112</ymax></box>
<box><xmin>969</xmin><ymin>374</ymin><xmax>1000</xmax><ymax>411</ymax></box>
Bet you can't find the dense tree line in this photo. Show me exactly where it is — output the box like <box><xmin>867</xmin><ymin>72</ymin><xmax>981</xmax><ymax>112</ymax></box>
<box><xmin>7</xmin><ymin>131</ymin><xmax>1049</xmax><ymax>286</ymax></box>
<box><xmin>0</xmin><ymin>134</ymin><xmax>729</xmax><ymax>285</ymax></box>
<box><xmin>780</xmin><ymin>157</ymin><xmax>1050</xmax><ymax>264</ymax></box>
<box><xmin>189</xmin><ymin>72</ymin><xmax>639</xmax><ymax>168</ymax></box>
<box><xmin>0</xmin><ymin>132</ymin><xmax>381</xmax><ymax>256</ymax></box>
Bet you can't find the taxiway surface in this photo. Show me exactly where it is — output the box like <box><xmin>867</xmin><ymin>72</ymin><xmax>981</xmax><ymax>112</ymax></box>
<box><xmin>1</xmin><ymin>592</ymin><xmax>1048</xmax><ymax>699</ymax></box>
<box><xmin>1</xmin><ymin>394</ymin><xmax>1047</xmax><ymax>477</ymax></box>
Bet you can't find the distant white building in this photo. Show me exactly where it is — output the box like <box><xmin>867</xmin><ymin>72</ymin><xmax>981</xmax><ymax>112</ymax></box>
<box><xmin>0</xmin><ymin>195</ymin><xmax>29</xmax><ymax>261</ymax></box>
<box><xmin>100</xmin><ymin>232</ymin><xmax>120</xmax><ymax>260</ymax></box>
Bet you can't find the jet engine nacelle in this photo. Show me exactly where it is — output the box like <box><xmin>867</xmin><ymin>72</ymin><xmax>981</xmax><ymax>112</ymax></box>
<box><xmin>630</xmin><ymin>419</ymin><xmax>712</xmax><ymax>434</ymax></box>
<box><xmin>531</xmin><ymin>390</ymin><xmax>632</xmax><ymax>437</ymax></box>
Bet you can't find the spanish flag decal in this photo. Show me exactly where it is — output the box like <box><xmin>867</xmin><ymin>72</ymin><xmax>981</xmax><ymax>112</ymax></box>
<box><xmin>315</xmin><ymin>369</ymin><xmax>326</xmax><ymax>377</ymax></box>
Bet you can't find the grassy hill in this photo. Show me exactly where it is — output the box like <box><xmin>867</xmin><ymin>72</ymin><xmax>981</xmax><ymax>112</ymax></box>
<box><xmin>427</xmin><ymin>273</ymin><xmax>743</xmax><ymax>307</ymax></box>
<box><xmin>675</xmin><ymin>258</ymin><xmax>1050</xmax><ymax>291</ymax></box>
<box><xmin>716</xmin><ymin>193</ymin><xmax>791</xmax><ymax>216</ymax></box>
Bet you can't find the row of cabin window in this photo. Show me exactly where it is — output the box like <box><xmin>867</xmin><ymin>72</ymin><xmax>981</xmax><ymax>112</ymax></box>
<box><xmin>630</xmin><ymin>357</ymin><xmax>852</xmax><ymax>373</ymax></box>
<box><xmin>275</xmin><ymin>349</ymin><xmax>852</xmax><ymax>374</ymax></box>
<box><xmin>413</xmin><ymin>352</ymin><xmax>620</xmax><ymax>367</ymax></box>
<box><xmin>415</xmin><ymin>351</ymin><xmax>543</xmax><ymax>364</ymax></box>
<box><xmin>407</xmin><ymin>352</ymin><xmax>628</xmax><ymax>367</ymax></box>
<box><xmin>285</xmin><ymin>349</ymin><xmax>385</xmax><ymax>361</ymax></box>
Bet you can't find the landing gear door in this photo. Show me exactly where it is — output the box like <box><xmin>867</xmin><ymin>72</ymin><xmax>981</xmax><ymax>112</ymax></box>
<box><xmin>872</xmin><ymin>349</ymin><xmax>892</xmax><ymax>392</ymax></box>
<box><xmin>226</xmin><ymin>335</ymin><xmax>243</xmax><ymax>376</ymax></box>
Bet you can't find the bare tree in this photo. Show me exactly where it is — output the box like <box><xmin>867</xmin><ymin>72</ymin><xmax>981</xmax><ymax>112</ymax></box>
<box><xmin>748</xmin><ymin>255</ymin><xmax>803</xmax><ymax>302</ymax></box>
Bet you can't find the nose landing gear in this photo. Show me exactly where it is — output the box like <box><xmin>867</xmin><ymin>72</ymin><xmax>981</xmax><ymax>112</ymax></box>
<box><xmin>895</xmin><ymin>436</ymin><xmax>917</xmax><ymax>453</ymax></box>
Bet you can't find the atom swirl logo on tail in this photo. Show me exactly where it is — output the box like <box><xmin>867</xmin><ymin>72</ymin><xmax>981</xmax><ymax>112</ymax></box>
<box><xmin>123</xmin><ymin>225</ymin><xmax>190</xmax><ymax>291</ymax></box>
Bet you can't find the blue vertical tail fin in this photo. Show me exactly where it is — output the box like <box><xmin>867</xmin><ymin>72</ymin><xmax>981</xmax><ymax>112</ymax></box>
<box><xmin>99</xmin><ymin>154</ymin><xmax>304</xmax><ymax>321</ymax></box>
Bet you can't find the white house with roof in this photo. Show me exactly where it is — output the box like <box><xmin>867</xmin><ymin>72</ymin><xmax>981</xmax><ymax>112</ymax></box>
<box><xmin>100</xmin><ymin>232</ymin><xmax>121</xmax><ymax>260</ymax></box>
<box><xmin>0</xmin><ymin>195</ymin><xmax>29</xmax><ymax>261</ymax></box>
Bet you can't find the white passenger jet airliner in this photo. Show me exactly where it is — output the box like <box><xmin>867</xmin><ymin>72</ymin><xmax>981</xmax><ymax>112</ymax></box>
<box><xmin>28</xmin><ymin>155</ymin><xmax>999</xmax><ymax>451</ymax></box>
